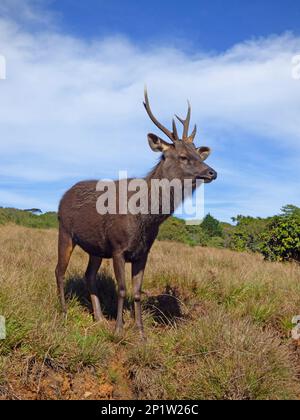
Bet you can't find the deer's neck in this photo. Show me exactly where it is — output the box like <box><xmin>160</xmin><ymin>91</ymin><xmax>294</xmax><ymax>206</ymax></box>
<box><xmin>142</xmin><ymin>158</ymin><xmax>186</xmax><ymax>226</ymax></box>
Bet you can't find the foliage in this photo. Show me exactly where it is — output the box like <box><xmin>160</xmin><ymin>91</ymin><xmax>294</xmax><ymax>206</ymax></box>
<box><xmin>201</xmin><ymin>213</ymin><xmax>223</xmax><ymax>238</ymax></box>
<box><xmin>161</xmin><ymin>204</ymin><xmax>300</xmax><ymax>262</ymax></box>
<box><xmin>158</xmin><ymin>214</ymin><xmax>224</xmax><ymax>248</ymax></box>
<box><xmin>0</xmin><ymin>208</ymin><xmax>58</xmax><ymax>229</ymax></box>
<box><xmin>227</xmin><ymin>215</ymin><xmax>271</xmax><ymax>253</ymax></box>
<box><xmin>206</xmin><ymin>235</ymin><xmax>225</xmax><ymax>249</ymax></box>
<box><xmin>157</xmin><ymin>217</ymin><xmax>193</xmax><ymax>245</ymax></box>
<box><xmin>260</xmin><ymin>205</ymin><xmax>300</xmax><ymax>262</ymax></box>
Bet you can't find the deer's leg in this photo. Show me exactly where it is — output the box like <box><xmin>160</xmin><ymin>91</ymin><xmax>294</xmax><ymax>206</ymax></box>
<box><xmin>113</xmin><ymin>254</ymin><xmax>126</xmax><ymax>335</ymax></box>
<box><xmin>132</xmin><ymin>255</ymin><xmax>148</xmax><ymax>340</ymax></box>
<box><xmin>85</xmin><ymin>255</ymin><xmax>104</xmax><ymax>322</ymax></box>
<box><xmin>55</xmin><ymin>227</ymin><xmax>74</xmax><ymax>315</ymax></box>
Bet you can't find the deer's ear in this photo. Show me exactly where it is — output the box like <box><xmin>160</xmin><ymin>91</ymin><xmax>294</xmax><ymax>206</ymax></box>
<box><xmin>148</xmin><ymin>134</ymin><xmax>172</xmax><ymax>153</ymax></box>
<box><xmin>197</xmin><ymin>147</ymin><xmax>211</xmax><ymax>161</ymax></box>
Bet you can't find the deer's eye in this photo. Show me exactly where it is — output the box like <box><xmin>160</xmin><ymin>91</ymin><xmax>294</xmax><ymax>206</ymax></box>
<box><xmin>179</xmin><ymin>155</ymin><xmax>188</xmax><ymax>163</ymax></box>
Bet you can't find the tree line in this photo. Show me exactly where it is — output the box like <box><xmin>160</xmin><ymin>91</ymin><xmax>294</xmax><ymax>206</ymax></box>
<box><xmin>158</xmin><ymin>205</ymin><xmax>300</xmax><ymax>263</ymax></box>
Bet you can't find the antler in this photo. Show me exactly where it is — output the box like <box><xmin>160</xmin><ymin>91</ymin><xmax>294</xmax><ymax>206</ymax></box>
<box><xmin>175</xmin><ymin>101</ymin><xmax>197</xmax><ymax>144</ymax></box>
<box><xmin>144</xmin><ymin>87</ymin><xmax>179</xmax><ymax>143</ymax></box>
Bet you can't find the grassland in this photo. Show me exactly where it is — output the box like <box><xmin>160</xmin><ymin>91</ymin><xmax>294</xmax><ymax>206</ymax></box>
<box><xmin>1</xmin><ymin>224</ymin><xmax>300</xmax><ymax>400</ymax></box>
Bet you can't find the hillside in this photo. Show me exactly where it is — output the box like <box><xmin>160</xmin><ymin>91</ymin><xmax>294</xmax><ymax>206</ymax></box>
<box><xmin>1</xmin><ymin>224</ymin><xmax>300</xmax><ymax>400</ymax></box>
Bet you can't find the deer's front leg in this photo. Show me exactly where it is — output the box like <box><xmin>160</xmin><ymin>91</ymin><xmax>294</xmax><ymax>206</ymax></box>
<box><xmin>113</xmin><ymin>253</ymin><xmax>126</xmax><ymax>335</ymax></box>
<box><xmin>132</xmin><ymin>255</ymin><xmax>148</xmax><ymax>340</ymax></box>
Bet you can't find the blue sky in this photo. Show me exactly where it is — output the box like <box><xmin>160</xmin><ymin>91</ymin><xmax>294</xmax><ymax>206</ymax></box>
<box><xmin>52</xmin><ymin>0</ymin><xmax>300</xmax><ymax>51</ymax></box>
<box><xmin>0</xmin><ymin>0</ymin><xmax>300</xmax><ymax>221</ymax></box>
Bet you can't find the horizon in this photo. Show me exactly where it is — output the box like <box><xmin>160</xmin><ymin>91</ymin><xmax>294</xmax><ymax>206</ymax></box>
<box><xmin>0</xmin><ymin>0</ymin><xmax>300</xmax><ymax>222</ymax></box>
<box><xmin>1</xmin><ymin>203</ymin><xmax>298</xmax><ymax>226</ymax></box>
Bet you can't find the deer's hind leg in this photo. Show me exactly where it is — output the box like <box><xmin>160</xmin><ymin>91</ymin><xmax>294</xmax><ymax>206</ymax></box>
<box><xmin>85</xmin><ymin>255</ymin><xmax>104</xmax><ymax>322</ymax></box>
<box><xmin>55</xmin><ymin>227</ymin><xmax>75</xmax><ymax>315</ymax></box>
<box><xmin>113</xmin><ymin>253</ymin><xmax>126</xmax><ymax>335</ymax></box>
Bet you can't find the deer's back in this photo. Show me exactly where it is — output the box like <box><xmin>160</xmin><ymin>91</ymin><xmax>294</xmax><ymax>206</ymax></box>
<box><xmin>58</xmin><ymin>181</ymin><xmax>158</xmax><ymax>261</ymax></box>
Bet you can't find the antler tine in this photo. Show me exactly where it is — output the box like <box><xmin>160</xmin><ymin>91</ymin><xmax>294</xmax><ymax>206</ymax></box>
<box><xmin>143</xmin><ymin>87</ymin><xmax>177</xmax><ymax>143</ymax></box>
<box><xmin>172</xmin><ymin>118</ymin><xmax>180</xmax><ymax>141</ymax></box>
<box><xmin>175</xmin><ymin>100</ymin><xmax>191</xmax><ymax>141</ymax></box>
<box><xmin>186</xmin><ymin>124</ymin><xmax>197</xmax><ymax>144</ymax></box>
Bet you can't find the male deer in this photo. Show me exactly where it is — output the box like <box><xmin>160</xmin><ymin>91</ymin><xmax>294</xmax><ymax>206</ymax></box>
<box><xmin>55</xmin><ymin>89</ymin><xmax>217</xmax><ymax>339</ymax></box>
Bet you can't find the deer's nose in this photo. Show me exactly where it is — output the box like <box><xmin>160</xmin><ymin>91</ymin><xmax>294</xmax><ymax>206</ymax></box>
<box><xmin>208</xmin><ymin>169</ymin><xmax>217</xmax><ymax>180</ymax></box>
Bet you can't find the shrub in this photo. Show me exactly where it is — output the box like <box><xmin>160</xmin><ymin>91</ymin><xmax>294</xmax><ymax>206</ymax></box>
<box><xmin>158</xmin><ymin>217</ymin><xmax>194</xmax><ymax>245</ymax></box>
<box><xmin>228</xmin><ymin>215</ymin><xmax>270</xmax><ymax>253</ymax></box>
<box><xmin>261</xmin><ymin>206</ymin><xmax>300</xmax><ymax>262</ymax></box>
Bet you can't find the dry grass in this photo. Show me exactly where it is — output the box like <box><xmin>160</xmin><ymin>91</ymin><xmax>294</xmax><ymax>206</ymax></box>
<box><xmin>1</xmin><ymin>224</ymin><xmax>300</xmax><ymax>400</ymax></box>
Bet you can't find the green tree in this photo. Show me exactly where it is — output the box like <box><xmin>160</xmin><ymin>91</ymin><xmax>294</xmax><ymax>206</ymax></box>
<box><xmin>186</xmin><ymin>224</ymin><xmax>209</xmax><ymax>246</ymax></box>
<box><xmin>261</xmin><ymin>206</ymin><xmax>300</xmax><ymax>262</ymax></box>
<box><xmin>227</xmin><ymin>215</ymin><xmax>270</xmax><ymax>253</ymax></box>
<box><xmin>201</xmin><ymin>214</ymin><xmax>223</xmax><ymax>238</ymax></box>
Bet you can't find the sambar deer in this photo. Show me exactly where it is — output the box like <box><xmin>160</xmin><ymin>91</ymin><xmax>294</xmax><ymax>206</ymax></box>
<box><xmin>56</xmin><ymin>89</ymin><xmax>217</xmax><ymax>339</ymax></box>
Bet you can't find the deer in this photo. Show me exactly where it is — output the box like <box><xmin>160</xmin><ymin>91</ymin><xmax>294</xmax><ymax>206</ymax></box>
<box><xmin>55</xmin><ymin>89</ymin><xmax>217</xmax><ymax>339</ymax></box>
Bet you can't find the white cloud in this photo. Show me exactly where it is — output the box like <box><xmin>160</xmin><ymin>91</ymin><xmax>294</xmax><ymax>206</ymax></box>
<box><xmin>0</xmin><ymin>5</ymin><xmax>300</xmax><ymax>220</ymax></box>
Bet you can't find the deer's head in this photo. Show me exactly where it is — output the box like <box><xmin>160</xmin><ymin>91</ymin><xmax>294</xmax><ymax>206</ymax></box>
<box><xmin>144</xmin><ymin>88</ymin><xmax>217</xmax><ymax>184</ymax></box>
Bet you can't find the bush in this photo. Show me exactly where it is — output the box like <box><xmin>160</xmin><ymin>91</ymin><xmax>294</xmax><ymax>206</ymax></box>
<box><xmin>185</xmin><ymin>224</ymin><xmax>209</xmax><ymax>246</ymax></box>
<box><xmin>158</xmin><ymin>215</ymin><xmax>224</xmax><ymax>248</ymax></box>
<box><xmin>206</xmin><ymin>236</ymin><xmax>225</xmax><ymax>248</ymax></box>
<box><xmin>261</xmin><ymin>206</ymin><xmax>300</xmax><ymax>262</ymax></box>
<box><xmin>227</xmin><ymin>215</ymin><xmax>270</xmax><ymax>253</ymax></box>
<box><xmin>201</xmin><ymin>214</ymin><xmax>223</xmax><ymax>238</ymax></box>
<box><xmin>158</xmin><ymin>217</ymin><xmax>193</xmax><ymax>245</ymax></box>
